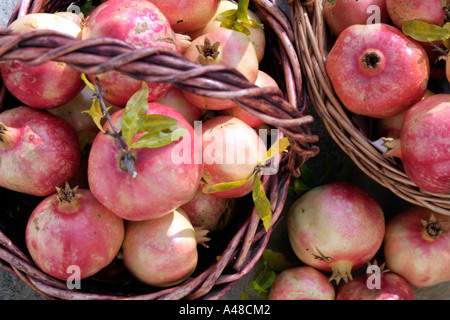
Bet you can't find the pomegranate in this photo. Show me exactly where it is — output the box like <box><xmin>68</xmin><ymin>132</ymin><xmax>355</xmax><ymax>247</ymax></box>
<box><xmin>219</xmin><ymin>70</ymin><xmax>278</xmax><ymax>128</ymax></box>
<box><xmin>0</xmin><ymin>106</ymin><xmax>80</xmax><ymax>196</ymax></box>
<box><xmin>81</xmin><ymin>0</ymin><xmax>178</xmax><ymax>107</ymax></box>
<box><xmin>200</xmin><ymin>115</ymin><xmax>267</xmax><ymax>198</ymax></box>
<box><xmin>336</xmin><ymin>262</ymin><xmax>415</xmax><ymax>300</ymax></box>
<box><xmin>0</xmin><ymin>13</ymin><xmax>84</xmax><ymax>109</ymax></box>
<box><xmin>180</xmin><ymin>183</ymin><xmax>236</xmax><ymax>232</ymax></box>
<box><xmin>122</xmin><ymin>208</ymin><xmax>209</xmax><ymax>287</ymax></box>
<box><xmin>25</xmin><ymin>184</ymin><xmax>124</xmax><ymax>281</ymax></box>
<box><xmin>268</xmin><ymin>266</ymin><xmax>336</xmax><ymax>300</ymax></box>
<box><xmin>183</xmin><ymin>27</ymin><xmax>259</xmax><ymax>110</ymax></box>
<box><xmin>88</xmin><ymin>102</ymin><xmax>203</xmax><ymax>221</ymax></box>
<box><xmin>384</xmin><ymin>205</ymin><xmax>450</xmax><ymax>288</ymax></box>
<box><xmin>386</xmin><ymin>0</ymin><xmax>447</xmax><ymax>29</ymax></box>
<box><xmin>324</xmin><ymin>0</ymin><xmax>389</xmax><ymax>36</ymax></box>
<box><xmin>383</xmin><ymin>94</ymin><xmax>450</xmax><ymax>194</ymax></box>
<box><xmin>326</xmin><ymin>23</ymin><xmax>430</xmax><ymax>118</ymax></box>
<box><xmin>189</xmin><ymin>0</ymin><xmax>266</xmax><ymax>62</ymax></box>
<box><xmin>156</xmin><ymin>86</ymin><xmax>204</xmax><ymax>126</ymax></box>
<box><xmin>146</xmin><ymin>0</ymin><xmax>220</xmax><ymax>33</ymax></box>
<box><xmin>287</xmin><ymin>182</ymin><xmax>386</xmax><ymax>284</ymax></box>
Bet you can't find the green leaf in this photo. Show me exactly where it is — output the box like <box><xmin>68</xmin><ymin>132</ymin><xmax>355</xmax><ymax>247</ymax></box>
<box><xmin>252</xmin><ymin>175</ymin><xmax>272</xmax><ymax>231</ymax></box>
<box><xmin>402</xmin><ymin>20</ymin><xmax>450</xmax><ymax>42</ymax></box>
<box><xmin>216</xmin><ymin>9</ymin><xmax>237</xmax><ymax>22</ymax></box>
<box><xmin>202</xmin><ymin>177</ymin><xmax>252</xmax><ymax>194</ymax></box>
<box><xmin>299</xmin><ymin>164</ymin><xmax>316</xmax><ymax>187</ymax></box>
<box><xmin>248</xmin><ymin>270</ymin><xmax>276</xmax><ymax>299</ymax></box>
<box><xmin>140</xmin><ymin>114</ymin><xmax>179</xmax><ymax>133</ymax></box>
<box><xmin>121</xmin><ymin>82</ymin><xmax>150</xmax><ymax>148</ymax></box>
<box><xmin>130</xmin><ymin>127</ymin><xmax>186</xmax><ymax>149</ymax></box>
<box><xmin>262</xmin><ymin>249</ymin><xmax>299</xmax><ymax>274</ymax></box>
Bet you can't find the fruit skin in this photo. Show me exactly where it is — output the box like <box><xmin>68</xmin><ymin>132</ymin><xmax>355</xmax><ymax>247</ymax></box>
<box><xmin>0</xmin><ymin>13</ymin><xmax>84</xmax><ymax>109</ymax></box>
<box><xmin>326</xmin><ymin>23</ymin><xmax>430</xmax><ymax>118</ymax></box>
<box><xmin>81</xmin><ymin>0</ymin><xmax>178</xmax><ymax>107</ymax></box>
<box><xmin>386</xmin><ymin>0</ymin><xmax>446</xmax><ymax>29</ymax></box>
<box><xmin>384</xmin><ymin>206</ymin><xmax>450</xmax><ymax>288</ymax></box>
<box><xmin>268</xmin><ymin>266</ymin><xmax>336</xmax><ymax>300</ymax></box>
<box><xmin>146</xmin><ymin>0</ymin><xmax>221</xmax><ymax>33</ymax></box>
<box><xmin>122</xmin><ymin>209</ymin><xmax>198</xmax><ymax>287</ymax></box>
<box><xmin>287</xmin><ymin>182</ymin><xmax>385</xmax><ymax>283</ymax></box>
<box><xmin>336</xmin><ymin>270</ymin><xmax>415</xmax><ymax>300</ymax></box>
<box><xmin>384</xmin><ymin>94</ymin><xmax>450</xmax><ymax>194</ymax></box>
<box><xmin>87</xmin><ymin>102</ymin><xmax>203</xmax><ymax>221</ymax></box>
<box><xmin>183</xmin><ymin>27</ymin><xmax>259</xmax><ymax>110</ymax></box>
<box><xmin>324</xmin><ymin>0</ymin><xmax>389</xmax><ymax>36</ymax></box>
<box><xmin>189</xmin><ymin>0</ymin><xmax>266</xmax><ymax>62</ymax></box>
<box><xmin>200</xmin><ymin>115</ymin><xmax>267</xmax><ymax>198</ymax></box>
<box><xmin>0</xmin><ymin>106</ymin><xmax>81</xmax><ymax>196</ymax></box>
<box><xmin>25</xmin><ymin>187</ymin><xmax>124</xmax><ymax>281</ymax></box>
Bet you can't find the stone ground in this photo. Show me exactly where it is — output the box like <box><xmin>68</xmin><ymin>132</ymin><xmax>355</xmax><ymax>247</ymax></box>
<box><xmin>0</xmin><ymin>0</ymin><xmax>448</xmax><ymax>301</ymax></box>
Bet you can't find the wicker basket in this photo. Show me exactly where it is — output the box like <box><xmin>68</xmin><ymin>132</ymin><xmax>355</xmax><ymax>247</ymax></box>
<box><xmin>0</xmin><ymin>0</ymin><xmax>318</xmax><ymax>299</ymax></box>
<box><xmin>289</xmin><ymin>0</ymin><xmax>450</xmax><ymax>216</ymax></box>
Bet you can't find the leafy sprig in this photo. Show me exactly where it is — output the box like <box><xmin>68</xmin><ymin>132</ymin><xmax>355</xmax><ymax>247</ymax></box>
<box><xmin>216</xmin><ymin>0</ymin><xmax>264</xmax><ymax>36</ymax></box>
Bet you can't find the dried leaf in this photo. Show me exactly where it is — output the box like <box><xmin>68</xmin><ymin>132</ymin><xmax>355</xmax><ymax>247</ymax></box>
<box><xmin>402</xmin><ymin>20</ymin><xmax>450</xmax><ymax>42</ymax></box>
<box><xmin>252</xmin><ymin>175</ymin><xmax>272</xmax><ymax>231</ymax></box>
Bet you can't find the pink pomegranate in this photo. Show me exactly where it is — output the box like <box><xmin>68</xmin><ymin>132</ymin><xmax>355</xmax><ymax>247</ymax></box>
<box><xmin>88</xmin><ymin>102</ymin><xmax>203</xmax><ymax>221</ymax></box>
<box><xmin>0</xmin><ymin>13</ymin><xmax>84</xmax><ymax>109</ymax></box>
<box><xmin>383</xmin><ymin>94</ymin><xmax>450</xmax><ymax>194</ymax></box>
<box><xmin>219</xmin><ymin>70</ymin><xmax>278</xmax><ymax>128</ymax></box>
<box><xmin>156</xmin><ymin>86</ymin><xmax>204</xmax><ymax>126</ymax></box>
<box><xmin>268</xmin><ymin>266</ymin><xmax>336</xmax><ymax>300</ymax></box>
<box><xmin>25</xmin><ymin>185</ymin><xmax>124</xmax><ymax>281</ymax></box>
<box><xmin>384</xmin><ymin>206</ymin><xmax>450</xmax><ymax>288</ymax></box>
<box><xmin>122</xmin><ymin>208</ymin><xmax>209</xmax><ymax>287</ymax></box>
<box><xmin>324</xmin><ymin>0</ymin><xmax>389</xmax><ymax>36</ymax></box>
<box><xmin>146</xmin><ymin>0</ymin><xmax>220</xmax><ymax>33</ymax></box>
<box><xmin>82</xmin><ymin>0</ymin><xmax>178</xmax><ymax>107</ymax></box>
<box><xmin>0</xmin><ymin>106</ymin><xmax>80</xmax><ymax>196</ymax></box>
<box><xmin>183</xmin><ymin>27</ymin><xmax>259</xmax><ymax>111</ymax></box>
<box><xmin>200</xmin><ymin>115</ymin><xmax>267</xmax><ymax>198</ymax></box>
<box><xmin>336</xmin><ymin>263</ymin><xmax>415</xmax><ymax>300</ymax></box>
<box><xmin>326</xmin><ymin>23</ymin><xmax>430</xmax><ymax>118</ymax></box>
<box><xmin>386</xmin><ymin>0</ymin><xmax>446</xmax><ymax>29</ymax></box>
<box><xmin>189</xmin><ymin>0</ymin><xmax>266</xmax><ymax>62</ymax></box>
<box><xmin>180</xmin><ymin>183</ymin><xmax>236</xmax><ymax>232</ymax></box>
<box><xmin>287</xmin><ymin>182</ymin><xmax>386</xmax><ymax>284</ymax></box>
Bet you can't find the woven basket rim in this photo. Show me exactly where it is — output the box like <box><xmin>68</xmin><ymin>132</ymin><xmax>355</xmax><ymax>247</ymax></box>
<box><xmin>0</xmin><ymin>0</ymin><xmax>318</xmax><ymax>300</ymax></box>
<box><xmin>290</xmin><ymin>0</ymin><xmax>450</xmax><ymax>216</ymax></box>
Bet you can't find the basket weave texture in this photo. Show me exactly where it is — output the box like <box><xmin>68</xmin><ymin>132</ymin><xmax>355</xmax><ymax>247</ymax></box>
<box><xmin>289</xmin><ymin>0</ymin><xmax>450</xmax><ymax>216</ymax></box>
<box><xmin>0</xmin><ymin>0</ymin><xmax>318</xmax><ymax>299</ymax></box>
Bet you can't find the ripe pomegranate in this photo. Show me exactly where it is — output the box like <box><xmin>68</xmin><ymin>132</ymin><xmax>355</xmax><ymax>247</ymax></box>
<box><xmin>88</xmin><ymin>102</ymin><xmax>203</xmax><ymax>221</ymax></box>
<box><xmin>268</xmin><ymin>266</ymin><xmax>336</xmax><ymax>300</ymax></box>
<box><xmin>146</xmin><ymin>0</ymin><xmax>220</xmax><ymax>33</ymax></box>
<box><xmin>326</xmin><ymin>23</ymin><xmax>430</xmax><ymax>118</ymax></box>
<box><xmin>180</xmin><ymin>183</ymin><xmax>236</xmax><ymax>232</ymax></box>
<box><xmin>384</xmin><ymin>205</ymin><xmax>450</xmax><ymax>288</ymax></box>
<box><xmin>189</xmin><ymin>0</ymin><xmax>266</xmax><ymax>62</ymax></box>
<box><xmin>0</xmin><ymin>106</ymin><xmax>80</xmax><ymax>196</ymax></box>
<box><xmin>81</xmin><ymin>0</ymin><xmax>178</xmax><ymax>107</ymax></box>
<box><xmin>0</xmin><ymin>13</ymin><xmax>84</xmax><ymax>109</ymax></box>
<box><xmin>287</xmin><ymin>182</ymin><xmax>385</xmax><ymax>284</ymax></box>
<box><xmin>156</xmin><ymin>86</ymin><xmax>204</xmax><ymax>126</ymax></box>
<box><xmin>25</xmin><ymin>184</ymin><xmax>124</xmax><ymax>281</ymax></box>
<box><xmin>219</xmin><ymin>70</ymin><xmax>278</xmax><ymax>128</ymax></box>
<box><xmin>201</xmin><ymin>115</ymin><xmax>267</xmax><ymax>198</ymax></box>
<box><xmin>383</xmin><ymin>94</ymin><xmax>450</xmax><ymax>194</ymax></box>
<box><xmin>386</xmin><ymin>0</ymin><xmax>446</xmax><ymax>29</ymax></box>
<box><xmin>324</xmin><ymin>0</ymin><xmax>389</xmax><ymax>36</ymax></box>
<box><xmin>122</xmin><ymin>208</ymin><xmax>209</xmax><ymax>287</ymax></box>
<box><xmin>336</xmin><ymin>263</ymin><xmax>415</xmax><ymax>300</ymax></box>
<box><xmin>183</xmin><ymin>27</ymin><xmax>259</xmax><ymax>110</ymax></box>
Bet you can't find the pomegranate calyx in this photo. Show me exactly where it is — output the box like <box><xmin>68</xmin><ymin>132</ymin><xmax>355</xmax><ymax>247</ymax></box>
<box><xmin>196</xmin><ymin>37</ymin><xmax>220</xmax><ymax>65</ymax></box>
<box><xmin>421</xmin><ymin>213</ymin><xmax>447</xmax><ymax>240</ymax></box>
<box><xmin>0</xmin><ymin>122</ymin><xmax>19</xmax><ymax>149</ymax></box>
<box><xmin>329</xmin><ymin>260</ymin><xmax>354</xmax><ymax>284</ymax></box>
<box><xmin>194</xmin><ymin>226</ymin><xmax>211</xmax><ymax>248</ymax></box>
<box><xmin>56</xmin><ymin>182</ymin><xmax>81</xmax><ymax>213</ymax></box>
<box><xmin>382</xmin><ymin>137</ymin><xmax>403</xmax><ymax>159</ymax></box>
